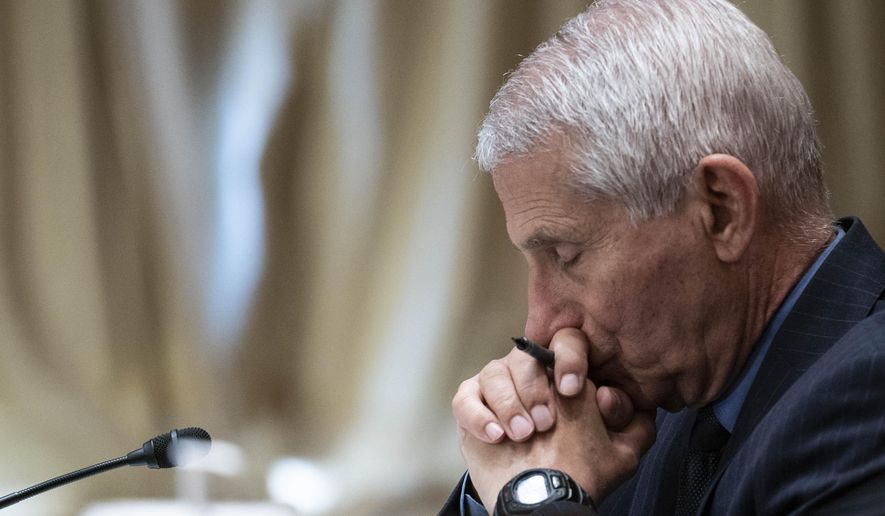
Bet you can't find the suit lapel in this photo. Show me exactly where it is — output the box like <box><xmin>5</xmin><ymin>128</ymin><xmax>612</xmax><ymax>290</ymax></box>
<box><xmin>699</xmin><ymin>218</ymin><xmax>885</xmax><ymax>513</ymax></box>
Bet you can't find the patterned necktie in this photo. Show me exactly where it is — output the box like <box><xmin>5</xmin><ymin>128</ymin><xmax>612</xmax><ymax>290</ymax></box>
<box><xmin>674</xmin><ymin>406</ymin><xmax>731</xmax><ymax>516</ymax></box>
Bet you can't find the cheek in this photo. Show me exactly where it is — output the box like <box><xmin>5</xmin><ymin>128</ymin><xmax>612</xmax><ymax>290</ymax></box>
<box><xmin>585</xmin><ymin>251</ymin><xmax>698</xmax><ymax>362</ymax></box>
<box><xmin>572</xmin><ymin>271</ymin><xmax>622</xmax><ymax>334</ymax></box>
<box><xmin>626</xmin><ymin>240</ymin><xmax>697</xmax><ymax>315</ymax></box>
<box><xmin>577</xmin><ymin>258</ymin><xmax>654</xmax><ymax>331</ymax></box>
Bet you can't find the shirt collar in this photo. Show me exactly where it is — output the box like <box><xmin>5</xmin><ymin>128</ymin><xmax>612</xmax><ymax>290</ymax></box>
<box><xmin>712</xmin><ymin>227</ymin><xmax>845</xmax><ymax>432</ymax></box>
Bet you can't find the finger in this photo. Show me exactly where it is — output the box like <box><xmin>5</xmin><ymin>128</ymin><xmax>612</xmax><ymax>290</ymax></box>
<box><xmin>506</xmin><ymin>347</ymin><xmax>557</xmax><ymax>433</ymax></box>
<box><xmin>452</xmin><ymin>376</ymin><xmax>506</xmax><ymax>443</ymax></box>
<box><xmin>555</xmin><ymin>377</ymin><xmax>603</xmax><ymax>427</ymax></box>
<box><xmin>478</xmin><ymin>359</ymin><xmax>536</xmax><ymax>441</ymax></box>
<box><xmin>609</xmin><ymin>410</ymin><xmax>657</xmax><ymax>469</ymax></box>
<box><xmin>597</xmin><ymin>385</ymin><xmax>635</xmax><ymax>430</ymax></box>
<box><xmin>548</xmin><ymin>328</ymin><xmax>590</xmax><ymax>396</ymax></box>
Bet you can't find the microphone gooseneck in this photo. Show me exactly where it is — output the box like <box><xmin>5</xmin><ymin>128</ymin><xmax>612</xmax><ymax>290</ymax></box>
<box><xmin>0</xmin><ymin>426</ymin><xmax>211</xmax><ymax>510</ymax></box>
<box><xmin>0</xmin><ymin>457</ymin><xmax>130</xmax><ymax>510</ymax></box>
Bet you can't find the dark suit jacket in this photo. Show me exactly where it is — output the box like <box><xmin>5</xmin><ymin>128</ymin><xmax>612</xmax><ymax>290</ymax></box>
<box><xmin>441</xmin><ymin>218</ymin><xmax>885</xmax><ymax>516</ymax></box>
<box><xmin>601</xmin><ymin>217</ymin><xmax>885</xmax><ymax>515</ymax></box>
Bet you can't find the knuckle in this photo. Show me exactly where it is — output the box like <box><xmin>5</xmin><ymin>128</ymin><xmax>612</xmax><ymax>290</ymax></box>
<box><xmin>523</xmin><ymin>380</ymin><xmax>553</xmax><ymax>404</ymax></box>
<box><xmin>496</xmin><ymin>388</ymin><xmax>522</xmax><ymax>407</ymax></box>
<box><xmin>490</xmin><ymin>389</ymin><xmax>524</xmax><ymax>415</ymax></box>
<box><xmin>479</xmin><ymin>359</ymin><xmax>508</xmax><ymax>380</ymax></box>
<box><xmin>451</xmin><ymin>391</ymin><xmax>464</xmax><ymax>411</ymax></box>
<box><xmin>453</xmin><ymin>378</ymin><xmax>472</xmax><ymax>398</ymax></box>
<box><xmin>488</xmin><ymin>357</ymin><xmax>509</xmax><ymax>372</ymax></box>
<box><xmin>624</xmin><ymin>449</ymin><xmax>640</xmax><ymax>471</ymax></box>
<box><xmin>451</xmin><ymin>397</ymin><xmax>465</xmax><ymax>418</ymax></box>
<box><xmin>615</xmin><ymin>440</ymin><xmax>643</xmax><ymax>471</ymax></box>
<box><xmin>451</xmin><ymin>379</ymin><xmax>477</xmax><ymax>410</ymax></box>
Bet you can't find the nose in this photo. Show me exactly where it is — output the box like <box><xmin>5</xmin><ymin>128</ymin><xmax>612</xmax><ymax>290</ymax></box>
<box><xmin>523</xmin><ymin>268</ymin><xmax>583</xmax><ymax>344</ymax></box>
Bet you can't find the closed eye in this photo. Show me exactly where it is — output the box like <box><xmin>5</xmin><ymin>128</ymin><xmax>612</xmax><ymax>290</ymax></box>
<box><xmin>553</xmin><ymin>244</ymin><xmax>581</xmax><ymax>269</ymax></box>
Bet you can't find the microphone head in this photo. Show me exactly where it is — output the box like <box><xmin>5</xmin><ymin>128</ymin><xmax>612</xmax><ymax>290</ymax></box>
<box><xmin>153</xmin><ymin>427</ymin><xmax>212</xmax><ymax>468</ymax></box>
<box><xmin>128</xmin><ymin>427</ymin><xmax>212</xmax><ymax>469</ymax></box>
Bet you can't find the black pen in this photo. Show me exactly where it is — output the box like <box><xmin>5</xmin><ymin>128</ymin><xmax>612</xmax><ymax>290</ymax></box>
<box><xmin>512</xmin><ymin>337</ymin><xmax>555</xmax><ymax>368</ymax></box>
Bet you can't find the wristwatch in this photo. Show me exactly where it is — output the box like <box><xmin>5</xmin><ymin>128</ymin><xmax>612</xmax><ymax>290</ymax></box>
<box><xmin>493</xmin><ymin>468</ymin><xmax>595</xmax><ymax>515</ymax></box>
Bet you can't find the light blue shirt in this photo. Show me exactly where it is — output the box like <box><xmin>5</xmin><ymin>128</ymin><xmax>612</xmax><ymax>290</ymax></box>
<box><xmin>712</xmin><ymin>227</ymin><xmax>845</xmax><ymax>431</ymax></box>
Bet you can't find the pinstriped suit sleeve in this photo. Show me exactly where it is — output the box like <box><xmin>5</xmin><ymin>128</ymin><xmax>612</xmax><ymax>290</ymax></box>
<box><xmin>710</xmin><ymin>310</ymin><xmax>885</xmax><ymax>514</ymax></box>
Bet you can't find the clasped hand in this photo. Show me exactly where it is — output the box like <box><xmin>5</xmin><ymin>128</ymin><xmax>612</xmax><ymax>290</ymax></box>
<box><xmin>452</xmin><ymin>328</ymin><xmax>656</xmax><ymax>512</ymax></box>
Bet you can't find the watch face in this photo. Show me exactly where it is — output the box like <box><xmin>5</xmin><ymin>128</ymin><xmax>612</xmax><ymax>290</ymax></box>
<box><xmin>514</xmin><ymin>473</ymin><xmax>550</xmax><ymax>504</ymax></box>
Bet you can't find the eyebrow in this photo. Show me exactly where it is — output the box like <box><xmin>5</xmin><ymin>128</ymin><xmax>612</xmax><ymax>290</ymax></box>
<box><xmin>517</xmin><ymin>227</ymin><xmax>570</xmax><ymax>251</ymax></box>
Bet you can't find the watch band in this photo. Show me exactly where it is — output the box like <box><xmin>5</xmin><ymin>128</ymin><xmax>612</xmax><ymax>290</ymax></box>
<box><xmin>493</xmin><ymin>468</ymin><xmax>595</xmax><ymax>515</ymax></box>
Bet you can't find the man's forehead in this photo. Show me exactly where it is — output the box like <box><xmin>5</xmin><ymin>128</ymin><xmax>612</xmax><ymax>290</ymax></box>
<box><xmin>493</xmin><ymin>160</ymin><xmax>569</xmax><ymax>215</ymax></box>
<box><xmin>491</xmin><ymin>148</ymin><xmax>571</xmax><ymax>200</ymax></box>
<box><xmin>492</xmin><ymin>160</ymin><xmax>601</xmax><ymax>248</ymax></box>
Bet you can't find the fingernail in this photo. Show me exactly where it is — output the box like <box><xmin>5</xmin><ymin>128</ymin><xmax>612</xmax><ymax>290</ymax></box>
<box><xmin>531</xmin><ymin>405</ymin><xmax>554</xmax><ymax>432</ymax></box>
<box><xmin>598</xmin><ymin>386</ymin><xmax>615</xmax><ymax>407</ymax></box>
<box><xmin>509</xmin><ymin>415</ymin><xmax>533</xmax><ymax>440</ymax></box>
<box><xmin>560</xmin><ymin>374</ymin><xmax>581</xmax><ymax>395</ymax></box>
<box><xmin>484</xmin><ymin>422</ymin><xmax>504</xmax><ymax>441</ymax></box>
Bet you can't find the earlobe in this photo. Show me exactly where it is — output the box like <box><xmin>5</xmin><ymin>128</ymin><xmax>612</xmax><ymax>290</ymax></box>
<box><xmin>692</xmin><ymin>154</ymin><xmax>759</xmax><ymax>263</ymax></box>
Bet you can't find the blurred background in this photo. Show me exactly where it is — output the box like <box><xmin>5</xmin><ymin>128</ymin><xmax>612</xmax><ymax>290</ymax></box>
<box><xmin>0</xmin><ymin>0</ymin><xmax>882</xmax><ymax>514</ymax></box>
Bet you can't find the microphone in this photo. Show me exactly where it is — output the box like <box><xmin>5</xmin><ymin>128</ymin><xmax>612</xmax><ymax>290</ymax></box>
<box><xmin>0</xmin><ymin>427</ymin><xmax>211</xmax><ymax>509</ymax></box>
<box><xmin>126</xmin><ymin>427</ymin><xmax>212</xmax><ymax>469</ymax></box>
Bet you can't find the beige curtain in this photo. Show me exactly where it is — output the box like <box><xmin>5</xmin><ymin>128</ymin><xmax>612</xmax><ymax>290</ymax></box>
<box><xmin>0</xmin><ymin>1</ymin><xmax>881</xmax><ymax>514</ymax></box>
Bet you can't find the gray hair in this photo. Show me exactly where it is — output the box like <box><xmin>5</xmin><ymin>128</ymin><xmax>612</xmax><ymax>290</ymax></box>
<box><xmin>476</xmin><ymin>0</ymin><xmax>830</xmax><ymax>228</ymax></box>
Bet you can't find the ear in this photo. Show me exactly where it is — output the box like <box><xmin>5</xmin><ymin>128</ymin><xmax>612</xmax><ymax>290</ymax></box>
<box><xmin>690</xmin><ymin>154</ymin><xmax>759</xmax><ymax>263</ymax></box>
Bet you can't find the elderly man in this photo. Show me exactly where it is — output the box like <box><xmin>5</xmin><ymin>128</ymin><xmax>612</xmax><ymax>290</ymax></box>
<box><xmin>439</xmin><ymin>0</ymin><xmax>885</xmax><ymax>515</ymax></box>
